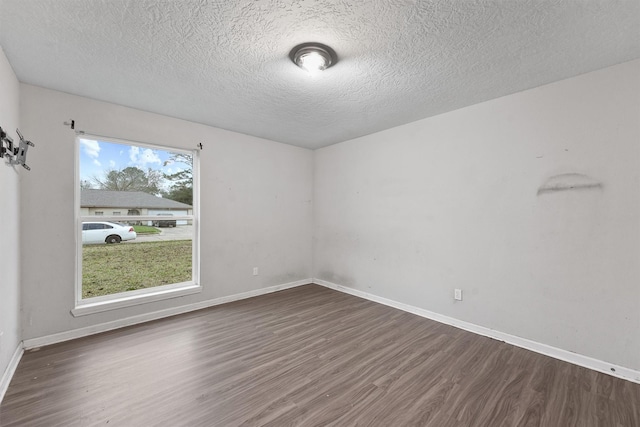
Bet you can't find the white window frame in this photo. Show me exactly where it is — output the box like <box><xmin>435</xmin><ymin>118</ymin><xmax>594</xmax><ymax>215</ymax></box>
<box><xmin>72</xmin><ymin>134</ymin><xmax>200</xmax><ymax>316</ymax></box>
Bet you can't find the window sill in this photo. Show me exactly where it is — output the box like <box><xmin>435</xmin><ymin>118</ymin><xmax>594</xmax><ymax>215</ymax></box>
<box><xmin>71</xmin><ymin>284</ymin><xmax>202</xmax><ymax>317</ymax></box>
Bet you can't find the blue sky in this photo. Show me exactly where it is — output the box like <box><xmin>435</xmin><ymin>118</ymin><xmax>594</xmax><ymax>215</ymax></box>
<box><xmin>79</xmin><ymin>138</ymin><xmax>189</xmax><ymax>187</ymax></box>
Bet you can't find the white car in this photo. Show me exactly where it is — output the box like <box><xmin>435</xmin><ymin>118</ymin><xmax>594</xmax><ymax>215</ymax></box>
<box><xmin>82</xmin><ymin>221</ymin><xmax>137</xmax><ymax>244</ymax></box>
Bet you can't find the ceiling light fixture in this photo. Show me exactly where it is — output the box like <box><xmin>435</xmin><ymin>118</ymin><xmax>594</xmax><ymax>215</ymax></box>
<box><xmin>289</xmin><ymin>42</ymin><xmax>337</xmax><ymax>74</ymax></box>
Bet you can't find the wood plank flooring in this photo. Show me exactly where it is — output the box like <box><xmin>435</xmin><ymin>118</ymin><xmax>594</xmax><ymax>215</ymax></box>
<box><xmin>1</xmin><ymin>285</ymin><xmax>638</xmax><ymax>426</ymax></box>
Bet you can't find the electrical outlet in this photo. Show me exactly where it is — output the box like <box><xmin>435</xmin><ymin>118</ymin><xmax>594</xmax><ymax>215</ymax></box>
<box><xmin>253</xmin><ymin>267</ymin><xmax>259</xmax><ymax>276</ymax></box>
<box><xmin>454</xmin><ymin>289</ymin><xmax>463</xmax><ymax>301</ymax></box>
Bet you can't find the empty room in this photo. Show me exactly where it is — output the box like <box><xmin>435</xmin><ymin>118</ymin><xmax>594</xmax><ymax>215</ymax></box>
<box><xmin>1</xmin><ymin>1</ymin><xmax>639</xmax><ymax>426</ymax></box>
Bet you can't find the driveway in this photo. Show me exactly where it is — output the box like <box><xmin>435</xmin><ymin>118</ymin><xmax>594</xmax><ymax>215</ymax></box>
<box><xmin>130</xmin><ymin>225</ymin><xmax>193</xmax><ymax>243</ymax></box>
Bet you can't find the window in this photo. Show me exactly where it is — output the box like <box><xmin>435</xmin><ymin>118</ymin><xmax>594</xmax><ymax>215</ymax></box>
<box><xmin>74</xmin><ymin>135</ymin><xmax>199</xmax><ymax>316</ymax></box>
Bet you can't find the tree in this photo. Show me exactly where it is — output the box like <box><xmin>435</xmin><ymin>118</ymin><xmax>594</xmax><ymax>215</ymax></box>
<box><xmin>80</xmin><ymin>179</ymin><xmax>94</xmax><ymax>189</ymax></box>
<box><xmin>163</xmin><ymin>183</ymin><xmax>192</xmax><ymax>205</ymax></box>
<box><xmin>163</xmin><ymin>153</ymin><xmax>193</xmax><ymax>205</ymax></box>
<box><xmin>92</xmin><ymin>166</ymin><xmax>163</xmax><ymax>195</ymax></box>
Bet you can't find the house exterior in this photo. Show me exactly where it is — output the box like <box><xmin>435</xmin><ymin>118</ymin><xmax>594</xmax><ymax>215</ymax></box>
<box><xmin>80</xmin><ymin>189</ymin><xmax>192</xmax><ymax>224</ymax></box>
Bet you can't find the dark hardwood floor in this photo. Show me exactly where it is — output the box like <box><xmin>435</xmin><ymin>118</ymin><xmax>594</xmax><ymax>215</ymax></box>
<box><xmin>1</xmin><ymin>285</ymin><xmax>638</xmax><ymax>426</ymax></box>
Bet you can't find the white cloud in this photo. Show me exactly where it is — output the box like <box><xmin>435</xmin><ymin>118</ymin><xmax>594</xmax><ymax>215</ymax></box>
<box><xmin>129</xmin><ymin>146</ymin><xmax>139</xmax><ymax>162</ymax></box>
<box><xmin>129</xmin><ymin>146</ymin><xmax>161</xmax><ymax>168</ymax></box>
<box><xmin>165</xmin><ymin>167</ymin><xmax>183</xmax><ymax>174</ymax></box>
<box><xmin>80</xmin><ymin>139</ymin><xmax>101</xmax><ymax>159</ymax></box>
<box><xmin>109</xmin><ymin>160</ymin><xmax>116</xmax><ymax>168</ymax></box>
<box><xmin>93</xmin><ymin>159</ymin><xmax>101</xmax><ymax>166</ymax></box>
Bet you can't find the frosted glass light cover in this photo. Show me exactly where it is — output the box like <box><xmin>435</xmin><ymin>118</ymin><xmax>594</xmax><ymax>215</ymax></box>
<box><xmin>290</xmin><ymin>43</ymin><xmax>337</xmax><ymax>74</ymax></box>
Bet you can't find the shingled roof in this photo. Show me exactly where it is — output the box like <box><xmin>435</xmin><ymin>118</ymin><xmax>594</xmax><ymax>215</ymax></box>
<box><xmin>81</xmin><ymin>189</ymin><xmax>192</xmax><ymax>209</ymax></box>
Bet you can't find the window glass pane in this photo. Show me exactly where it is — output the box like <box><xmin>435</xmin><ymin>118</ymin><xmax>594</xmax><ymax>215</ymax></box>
<box><xmin>79</xmin><ymin>138</ymin><xmax>193</xmax><ymax>206</ymax></box>
<box><xmin>78</xmin><ymin>137</ymin><xmax>195</xmax><ymax>299</ymax></box>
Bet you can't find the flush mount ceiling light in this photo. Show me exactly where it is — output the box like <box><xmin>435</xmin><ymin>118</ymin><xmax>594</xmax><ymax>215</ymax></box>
<box><xmin>289</xmin><ymin>42</ymin><xmax>338</xmax><ymax>74</ymax></box>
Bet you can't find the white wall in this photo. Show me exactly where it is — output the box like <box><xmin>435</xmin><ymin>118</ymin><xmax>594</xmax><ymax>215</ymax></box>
<box><xmin>314</xmin><ymin>60</ymin><xmax>640</xmax><ymax>371</ymax></box>
<box><xmin>19</xmin><ymin>85</ymin><xmax>313</xmax><ymax>340</ymax></box>
<box><xmin>0</xmin><ymin>47</ymin><xmax>21</xmax><ymax>383</ymax></box>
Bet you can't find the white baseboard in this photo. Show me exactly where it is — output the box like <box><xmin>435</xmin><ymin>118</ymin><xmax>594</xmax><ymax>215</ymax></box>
<box><xmin>23</xmin><ymin>279</ymin><xmax>311</xmax><ymax>350</ymax></box>
<box><xmin>313</xmin><ymin>278</ymin><xmax>640</xmax><ymax>384</ymax></box>
<box><xmin>0</xmin><ymin>344</ymin><xmax>24</xmax><ymax>404</ymax></box>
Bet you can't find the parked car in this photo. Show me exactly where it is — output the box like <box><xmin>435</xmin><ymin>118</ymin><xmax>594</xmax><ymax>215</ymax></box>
<box><xmin>82</xmin><ymin>221</ymin><xmax>137</xmax><ymax>244</ymax></box>
<box><xmin>152</xmin><ymin>214</ymin><xmax>176</xmax><ymax>228</ymax></box>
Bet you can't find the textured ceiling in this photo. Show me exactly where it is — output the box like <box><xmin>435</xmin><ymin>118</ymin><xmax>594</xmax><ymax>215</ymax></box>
<box><xmin>1</xmin><ymin>1</ymin><xmax>639</xmax><ymax>149</ymax></box>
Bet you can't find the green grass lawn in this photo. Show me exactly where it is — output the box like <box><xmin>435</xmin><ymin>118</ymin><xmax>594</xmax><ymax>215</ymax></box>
<box><xmin>132</xmin><ymin>225</ymin><xmax>161</xmax><ymax>234</ymax></box>
<box><xmin>82</xmin><ymin>240</ymin><xmax>192</xmax><ymax>298</ymax></box>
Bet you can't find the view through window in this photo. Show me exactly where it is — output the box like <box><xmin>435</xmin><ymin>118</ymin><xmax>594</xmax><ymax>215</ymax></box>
<box><xmin>77</xmin><ymin>136</ymin><xmax>197</xmax><ymax>301</ymax></box>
